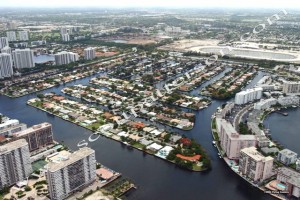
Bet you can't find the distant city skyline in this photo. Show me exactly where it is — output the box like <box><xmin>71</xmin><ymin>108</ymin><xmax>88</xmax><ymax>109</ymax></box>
<box><xmin>1</xmin><ymin>0</ymin><xmax>300</xmax><ymax>9</ymax></box>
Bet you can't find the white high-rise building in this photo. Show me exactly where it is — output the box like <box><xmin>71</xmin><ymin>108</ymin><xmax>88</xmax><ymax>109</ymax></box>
<box><xmin>1</xmin><ymin>46</ymin><xmax>12</xmax><ymax>54</ymax></box>
<box><xmin>235</xmin><ymin>87</ymin><xmax>263</xmax><ymax>105</ymax></box>
<box><xmin>6</xmin><ymin>31</ymin><xmax>17</xmax><ymax>42</ymax></box>
<box><xmin>0</xmin><ymin>37</ymin><xmax>9</xmax><ymax>49</ymax></box>
<box><xmin>239</xmin><ymin>147</ymin><xmax>274</xmax><ymax>182</ymax></box>
<box><xmin>18</xmin><ymin>31</ymin><xmax>29</xmax><ymax>41</ymax></box>
<box><xmin>54</xmin><ymin>51</ymin><xmax>79</xmax><ymax>66</ymax></box>
<box><xmin>46</xmin><ymin>147</ymin><xmax>96</xmax><ymax>200</ymax></box>
<box><xmin>283</xmin><ymin>81</ymin><xmax>300</xmax><ymax>95</ymax></box>
<box><xmin>61</xmin><ymin>34</ymin><xmax>70</xmax><ymax>42</ymax></box>
<box><xmin>12</xmin><ymin>48</ymin><xmax>35</xmax><ymax>69</ymax></box>
<box><xmin>84</xmin><ymin>47</ymin><xmax>96</xmax><ymax>60</ymax></box>
<box><xmin>0</xmin><ymin>139</ymin><xmax>32</xmax><ymax>189</ymax></box>
<box><xmin>0</xmin><ymin>53</ymin><xmax>13</xmax><ymax>78</ymax></box>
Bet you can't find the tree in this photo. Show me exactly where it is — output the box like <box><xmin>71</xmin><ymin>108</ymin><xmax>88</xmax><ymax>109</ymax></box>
<box><xmin>37</xmin><ymin>93</ymin><xmax>45</xmax><ymax>99</ymax></box>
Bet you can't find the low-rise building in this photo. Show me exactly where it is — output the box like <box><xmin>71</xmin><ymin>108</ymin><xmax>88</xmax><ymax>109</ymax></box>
<box><xmin>239</xmin><ymin>147</ymin><xmax>274</xmax><ymax>182</ymax></box>
<box><xmin>254</xmin><ymin>98</ymin><xmax>277</xmax><ymax>110</ymax></box>
<box><xmin>278</xmin><ymin>96</ymin><xmax>300</xmax><ymax>107</ymax></box>
<box><xmin>0</xmin><ymin>118</ymin><xmax>27</xmax><ymax>137</ymax></box>
<box><xmin>277</xmin><ymin>149</ymin><xmax>298</xmax><ymax>165</ymax></box>
<box><xmin>277</xmin><ymin>167</ymin><xmax>300</xmax><ymax>198</ymax></box>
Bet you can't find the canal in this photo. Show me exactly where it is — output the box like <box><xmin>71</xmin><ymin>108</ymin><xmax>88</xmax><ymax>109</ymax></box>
<box><xmin>0</xmin><ymin>71</ymin><xmax>275</xmax><ymax>200</ymax></box>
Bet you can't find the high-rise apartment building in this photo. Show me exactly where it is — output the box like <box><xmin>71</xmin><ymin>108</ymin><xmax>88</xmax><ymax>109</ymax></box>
<box><xmin>0</xmin><ymin>37</ymin><xmax>8</xmax><ymax>49</ymax></box>
<box><xmin>54</xmin><ymin>51</ymin><xmax>79</xmax><ymax>66</ymax></box>
<box><xmin>1</xmin><ymin>46</ymin><xmax>12</xmax><ymax>54</ymax></box>
<box><xmin>0</xmin><ymin>139</ymin><xmax>32</xmax><ymax>189</ymax></box>
<box><xmin>239</xmin><ymin>147</ymin><xmax>274</xmax><ymax>182</ymax></box>
<box><xmin>61</xmin><ymin>34</ymin><xmax>70</xmax><ymax>42</ymax></box>
<box><xmin>84</xmin><ymin>47</ymin><xmax>96</xmax><ymax>60</ymax></box>
<box><xmin>12</xmin><ymin>48</ymin><xmax>35</xmax><ymax>69</ymax></box>
<box><xmin>46</xmin><ymin>147</ymin><xmax>96</xmax><ymax>200</ymax></box>
<box><xmin>283</xmin><ymin>81</ymin><xmax>300</xmax><ymax>95</ymax></box>
<box><xmin>0</xmin><ymin>53</ymin><xmax>13</xmax><ymax>79</ymax></box>
<box><xmin>235</xmin><ymin>87</ymin><xmax>263</xmax><ymax>105</ymax></box>
<box><xmin>217</xmin><ymin>118</ymin><xmax>257</xmax><ymax>159</ymax></box>
<box><xmin>18</xmin><ymin>31</ymin><xmax>29</xmax><ymax>41</ymax></box>
<box><xmin>13</xmin><ymin>122</ymin><xmax>54</xmax><ymax>152</ymax></box>
<box><xmin>6</xmin><ymin>31</ymin><xmax>17</xmax><ymax>42</ymax></box>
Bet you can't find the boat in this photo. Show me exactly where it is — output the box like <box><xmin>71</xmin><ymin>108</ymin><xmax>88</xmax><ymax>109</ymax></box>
<box><xmin>292</xmin><ymin>105</ymin><xmax>297</xmax><ymax>108</ymax></box>
<box><xmin>212</xmin><ymin>141</ymin><xmax>216</xmax><ymax>145</ymax></box>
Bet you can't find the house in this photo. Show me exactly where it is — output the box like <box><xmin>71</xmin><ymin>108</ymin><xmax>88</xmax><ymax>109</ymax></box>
<box><xmin>147</xmin><ymin>143</ymin><xmax>163</xmax><ymax>152</ymax></box>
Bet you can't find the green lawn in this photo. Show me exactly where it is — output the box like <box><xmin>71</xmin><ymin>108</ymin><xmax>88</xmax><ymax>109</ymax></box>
<box><xmin>132</xmin><ymin>142</ymin><xmax>145</xmax><ymax>149</ymax></box>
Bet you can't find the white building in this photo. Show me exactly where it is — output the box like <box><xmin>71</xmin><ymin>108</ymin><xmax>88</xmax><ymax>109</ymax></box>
<box><xmin>0</xmin><ymin>37</ymin><xmax>9</xmax><ymax>49</ymax></box>
<box><xmin>235</xmin><ymin>87</ymin><xmax>263</xmax><ymax>105</ymax></box>
<box><xmin>84</xmin><ymin>47</ymin><xmax>96</xmax><ymax>60</ymax></box>
<box><xmin>0</xmin><ymin>119</ymin><xmax>27</xmax><ymax>137</ymax></box>
<box><xmin>60</xmin><ymin>27</ymin><xmax>73</xmax><ymax>35</ymax></box>
<box><xmin>0</xmin><ymin>139</ymin><xmax>32</xmax><ymax>189</ymax></box>
<box><xmin>0</xmin><ymin>53</ymin><xmax>13</xmax><ymax>78</ymax></box>
<box><xmin>54</xmin><ymin>51</ymin><xmax>79</xmax><ymax>66</ymax></box>
<box><xmin>277</xmin><ymin>149</ymin><xmax>298</xmax><ymax>165</ymax></box>
<box><xmin>31</xmin><ymin>40</ymin><xmax>47</xmax><ymax>46</ymax></box>
<box><xmin>61</xmin><ymin>34</ymin><xmax>70</xmax><ymax>42</ymax></box>
<box><xmin>6</xmin><ymin>31</ymin><xmax>17</xmax><ymax>42</ymax></box>
<box><xmin>283</xmin><ymin>81</ymin><xmax>300</xmax><ymax>95</ymax></box>
<box><xmin>1</xmin><ymin>46</ymin><xmax>12</xmax><ymax>54</ymax></box>
<box><xmin>278</xmin><ymin>96</ymin><xmax>300</xmax><ymax>106</ymax></box>
<box><xmin>12</xmin><ymin>48</ymin><xmax>35</xmax><ymax>69</ymax></box>
<box><xmin>239</xmin><ymin>147</ymin><xmax>274</xmax><ymax>182</ymax></box>
<box><xmin>18</xmin><ymin>31</ymin><xmax>29</xmax><ymax>41</ymax></box>
<box><xmin>46</xmin><ymin>147</ymin><xmax>96</xmax><ymax>200</ymax></box>
<box><xmin>254</xmin><ymin>98</ymin><xmax>277</xmax><ymax>110</ymax></box>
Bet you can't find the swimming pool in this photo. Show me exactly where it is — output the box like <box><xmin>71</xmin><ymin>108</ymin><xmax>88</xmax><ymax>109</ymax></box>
<box><xmin>277</xmin><ymin>183</ymin><xmax>286</xmax><ymax>189</ymax></box>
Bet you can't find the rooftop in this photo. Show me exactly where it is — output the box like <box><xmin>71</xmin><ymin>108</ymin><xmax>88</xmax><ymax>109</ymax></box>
<box><xmin>241</xmin><ymin>147</ymin><xmax>273</xmax><ymax>162</ymax></box>
<box><xmin>47</xmin><ymin>147</ymin><xmax>95</xmax><ymax>172</ymax></box>
<box><xmin>279</xmin><ymin>149</ymin><xmax>298</xmax><ymax>157</ymax></box>
<box><xmin>13</xmin><ymin>122</ymin><xmax>51</xmax><ymax>137</ymax></box>
<box><xmin>0</xmin><ymin>139</ymin><xmax>28</xmax><ymax>154</ymax></box>
<box><xmin>278</xmin><ymin>167</ymin><xmax>300</xmax><ymax>188</ymax></box>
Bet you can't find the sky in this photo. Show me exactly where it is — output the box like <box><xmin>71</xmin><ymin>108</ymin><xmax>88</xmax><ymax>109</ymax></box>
<box><xmin>1</xmin><ymin>0</ymin><xmax>300</xmax><ymax>9</ymax></box>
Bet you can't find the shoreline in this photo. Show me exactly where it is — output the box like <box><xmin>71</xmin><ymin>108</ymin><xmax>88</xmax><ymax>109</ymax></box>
<box><xmin>27</xmin><ymin>102</ymin><xmax>209</xmax><ymax>172</ymax></box>
<box><xmin>210</xmin><ymin>112</ymin><xmax>290</xmax><ymax>200</ymax></box>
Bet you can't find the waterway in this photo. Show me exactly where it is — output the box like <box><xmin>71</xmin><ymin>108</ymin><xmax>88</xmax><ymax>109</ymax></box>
<box><xmin>264</xmin><ymin>107</ymin><xmax>300</xmax><ymax>155</ymax></box>
<box><xmin>34</xmin><ymin>54</ymin><xmax>55</xmax><ymax>64</ymax></box>
<box><xmin>0</xmin><ymin>71</ymin><xmax>275</xmax><ymax>200</ymax></box>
